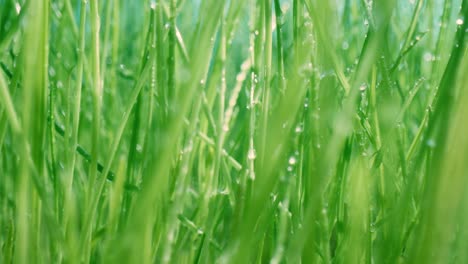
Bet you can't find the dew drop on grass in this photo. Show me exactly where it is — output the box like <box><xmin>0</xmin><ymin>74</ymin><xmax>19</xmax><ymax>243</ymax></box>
<box><xmin>304</xmin><ymin>101</ymin><xmax>309</xmax><ymax>109</ymax></box>
<box><xmin>426</xmin><ymin>139</ymin><xmax>436</xmax><ymax>148</ymax></box>
<box><xmin>150</xmin><ymin>1</ymin><xmax>156</xmax><ymax>9</ymax></box>
<box><xmin>288</xmin><ymin>156</ymin><xmax>297</xmax><ymax>165</ymax></box>
<box><xmin>15</xmin><ymin>3</ymin><xmax>21</xmax><ymax>14</ymax></box>
<box><xmin>295</xmin><ymin>124</ymin><xmax>303</xmax><ymax>133</ymax></box>
<box><xmin>423</xmin><ymin>52</ymin><xmax>435</xmax><ymax>62</ymax></box>
<box><xmin>136</xmin><ymin>144</ymin><xmax>143</xmax><ymax>153</ymax></box>
<box><xmin>49</xmin><ymin>66</ymin><xmax>56</xmax><ymax>77</ymax></box>
<box><xmin>248</xmin><ymin>148</ymin><xmax>256</xmax><ymax>160</ymax></box>
<box><xmin>456</xmin><ymin>18</ymin><xmax>464</xmax><ymax>25</ymax></box>
<box><xmin>341</xmin><ymin>41</ymin><xmax>349</xmax><ymax>50</ymax></box>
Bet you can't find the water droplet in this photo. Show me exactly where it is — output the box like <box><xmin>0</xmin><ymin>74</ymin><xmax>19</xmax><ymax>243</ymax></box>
<box><xmin>288</xmin><ymin>156</ymin><xmax>297</xmax><ymax>165</ymax></box>
<box><xmin>15</xmin><ymin>3</ymin><xmax>21</xmax><ymax>14</ymax></box>
<box><xmin>136</xmin><ymin>144</ymin><xmax>143</xmax><ymax>153</ymax></box>
<box><xmin>456</xmin><ymin>18</ymin><xmax>464</xmax><ymax>25</ymax></box>
<box><xmin>150</xmin><ymin>1</ymin><xmax>156</xmax><ymax>9</ymax></box>
<box><xmin>295</xmin><ymin>124</ymin><xmax>303</xmax><ymax>133</ymax></box>
<box><xmin>359</xmin><ymin>83</ymin><xmax>367</xmax><ymax>91</ymax></box>
<box><xmin>342</xmin><ymin>41</ymin><xmax>349</xmax><ymax>50</ymax></box>
<box><xmin>248</xmin><ymin>148</ymin><xmax>256</xmax><ymax>160</ymax></box>
<box><xmin>49</xmin><ymin>67</ymin><xmax>56</xmax><ymax>77</ymax></box>
<box><xmin>426</xmin><ymin>139</ymin><xmax>436</xmax><ymax>148</ymax></box>
<box><xmin>423</xmin><ymin>52</ymin><xmax>435</xmax><ymax>62</ymax></box>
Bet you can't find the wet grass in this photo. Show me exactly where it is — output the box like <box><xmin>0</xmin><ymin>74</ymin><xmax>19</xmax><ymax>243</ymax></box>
<box><xmin>0</xmin><ymin>0</ymin><xmax>467</xmax><ymax>263</ymax></box>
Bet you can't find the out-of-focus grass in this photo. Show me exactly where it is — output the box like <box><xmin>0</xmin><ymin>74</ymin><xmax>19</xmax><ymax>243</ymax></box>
<box><xmin>0</xmin><ymin>0</ymin><xmax>467</xmax><ymax>263</ymax></box>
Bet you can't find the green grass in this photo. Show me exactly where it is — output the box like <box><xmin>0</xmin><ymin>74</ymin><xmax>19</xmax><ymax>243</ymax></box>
<box><xmin>0</xmin><ymin>0</ymin><xmax>467</xmax><ymax>263</ymax></box>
